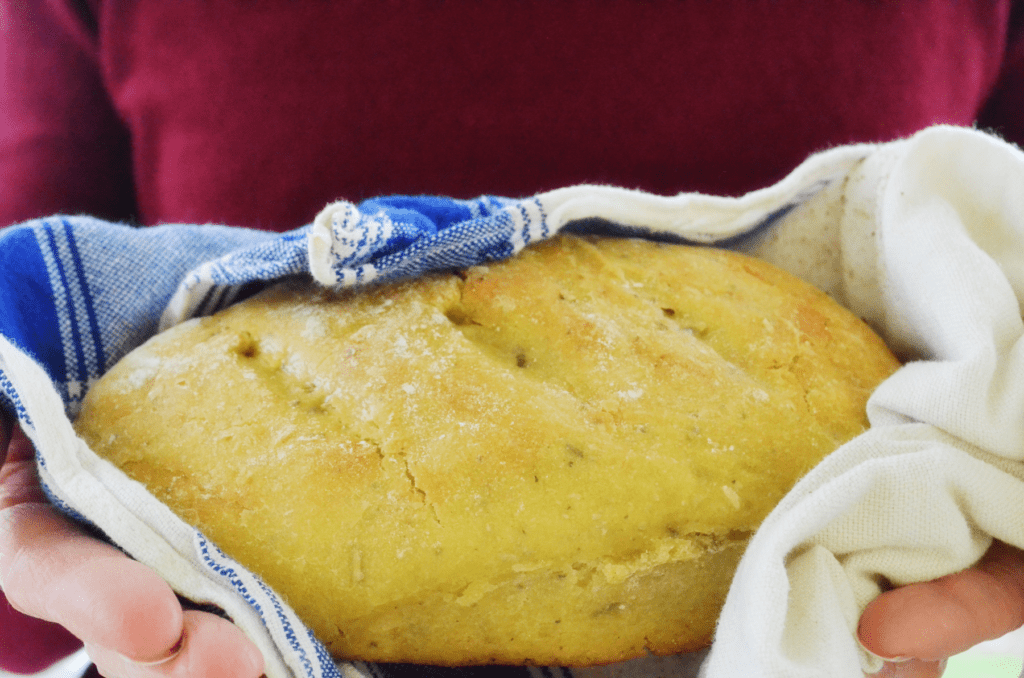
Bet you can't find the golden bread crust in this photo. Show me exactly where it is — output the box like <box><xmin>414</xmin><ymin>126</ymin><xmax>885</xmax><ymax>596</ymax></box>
<box><xmin>73</xmin><ymin>235</ymin><xmax>900</xmax><ymax>666</ymax></box>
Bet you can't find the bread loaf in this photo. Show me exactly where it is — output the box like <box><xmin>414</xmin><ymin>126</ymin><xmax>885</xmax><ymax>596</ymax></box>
<box><xmin>73</xmin><ymin>235</ymin><xmax>900</xmax><ymax>666</ymax></box>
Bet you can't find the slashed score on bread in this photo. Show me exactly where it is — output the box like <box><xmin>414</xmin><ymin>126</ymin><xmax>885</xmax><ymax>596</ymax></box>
<box><xmin>73</xmin><ymin>234</ymin><xmax>900</xmax><ymax>666</ymax></box>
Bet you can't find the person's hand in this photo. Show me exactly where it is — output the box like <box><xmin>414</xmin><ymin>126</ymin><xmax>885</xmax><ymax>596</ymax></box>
<box><xmin>0</xmin><ymin>414</ymin><xmax>265</xmax><ymax>678</ymax></box>
<box><xmin>858</xmin><ymin>539</ymin><xmax>1024</xmax><ymax>678</ymax></box>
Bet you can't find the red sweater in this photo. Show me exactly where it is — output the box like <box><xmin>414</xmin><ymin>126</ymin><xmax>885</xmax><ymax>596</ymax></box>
<box><xmin>1</xmin><ymin>0</ymin><xmax>1022</xmax><ymax>672</ymax></box>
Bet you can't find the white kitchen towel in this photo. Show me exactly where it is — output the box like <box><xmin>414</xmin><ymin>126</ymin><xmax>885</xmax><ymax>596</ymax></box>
<box><xmin>0</xmin><ymin>125</ymin><xmax>1021</xmax><ymax>678</ymax></box>
<box><xmin>700</xmin><ymin>126</ymin><xmax>1024</xmax><ymax>677</ymax></box>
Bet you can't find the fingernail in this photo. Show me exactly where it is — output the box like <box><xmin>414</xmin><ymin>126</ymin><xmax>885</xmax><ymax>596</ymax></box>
<box><xmin>243</xmin><ymin>641</ymin><xmax>265</xmax><ymax>676</ymax></box>
<box><xmin>126</xmin><ymin>631</ymin><xmax>184</xmax><ymax>667</ymax></box>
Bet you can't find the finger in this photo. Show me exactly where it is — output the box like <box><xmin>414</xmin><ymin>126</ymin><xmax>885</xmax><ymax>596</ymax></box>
<box><xmin>86</xmin><ymin>610</ymin><xmax>264</xmax><ymax>678</ymax></box>
<box><xmin>3</xmin><ymin>423</ymin><xmax>33</xmax><ymax>463</ymax></box>
<box><xmin>0</xmin><ymin>423</ymin><xmax>85</xmax><ymax>672</ymax></box>
<box><xmin>859</xmin><ymin>540</ymin><xmax>1024</xmax><ymax>661</ymax></box>
<box><xmin>0</xmin><ymin>456</ymin><xmax>47</xmax><ymax>509</ymax></box>
<box><xmin>0</xmin><ymin>410</ymin><xmax>10</xmax><ymax>461</ymax></box>
<box><xmin>0</xmin><ymin>502</ymin><xmax>184</xmax><ymax>663</ymax></box>
<box><xmin>0</xmin><ymin>427</ymin><xmax>47</xmax><ymax>510</ymax></box>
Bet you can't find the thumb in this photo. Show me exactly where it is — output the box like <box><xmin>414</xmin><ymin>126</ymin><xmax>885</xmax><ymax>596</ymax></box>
<box><xmin>0</xmin><ymin>502</ymin><xmax>185</xmax><ymax>663</ymax></box>
<box><xmin>859</xmin><ymin>540</ymin><xmax>1024</xmax><ymax>662</ymax></box>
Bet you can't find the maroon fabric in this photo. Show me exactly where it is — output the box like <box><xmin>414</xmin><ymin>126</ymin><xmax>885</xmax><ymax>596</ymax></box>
<box><xmin>1</xmin><ymin>0</ymin><xmax>1019</xmax><ymax>233</ymax></box>
<box><xmin>0</xmin><ymin>0</ymin><xmax>135</xmax><ymax>228</ymax></box>
<box><xmin>0</xmin><ymin>589</ymin><xmax>83</xmax><ymax>674</ymax></box>
<box><xmin>0</xmin><ymin>0</ymin><xmax>1022</xmax><ymax>672</ymax></box>
<box><xmin>980</xmin><ymin>0</ymin><xmax>1024</xmax><ymax>142</ymax></box>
